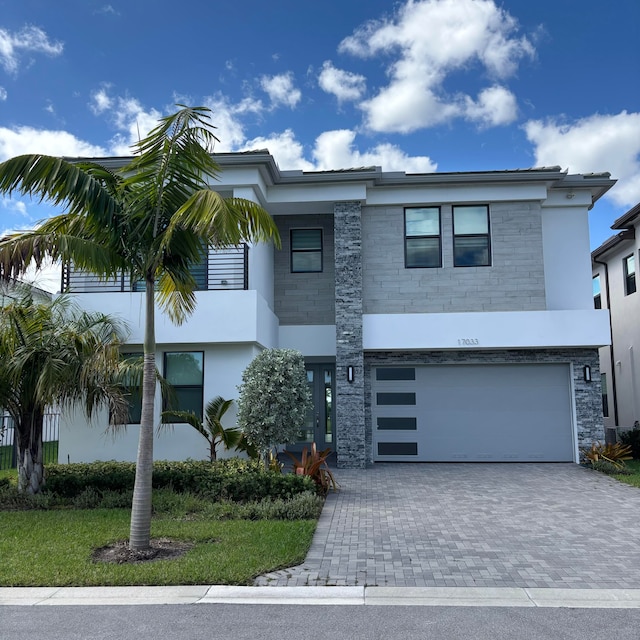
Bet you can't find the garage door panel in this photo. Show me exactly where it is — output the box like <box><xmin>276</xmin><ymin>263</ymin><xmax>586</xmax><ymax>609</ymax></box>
<box><xmin>373</xmin><ymin>363</ymin><xmax>574</xmax><ymax>462</ymax></box>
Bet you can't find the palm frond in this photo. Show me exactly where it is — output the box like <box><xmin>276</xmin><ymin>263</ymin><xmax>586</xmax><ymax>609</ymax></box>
<box><xmin>162</xmin><ymin>191</ymin><xmax>281</xmax><ymax>251</ymax></box>
<box><xmin>205</xmin><ymin>396</ymin><xmax>234</xmax><ymax>428</ymax></box>
<box><xmin>0</xmin><ymin>155</ymin><xmax>119</xmax><ymax>220</ymax></box>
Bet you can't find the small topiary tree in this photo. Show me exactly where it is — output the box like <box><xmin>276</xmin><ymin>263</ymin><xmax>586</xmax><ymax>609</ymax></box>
<box><xmin>236</xmin><ymin>349</ymin><xmax>312</xmax><ymax>463</ymax></box>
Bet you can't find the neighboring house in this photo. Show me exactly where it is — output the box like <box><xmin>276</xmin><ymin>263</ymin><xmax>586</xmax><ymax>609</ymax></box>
<box><xmin>592</xmin><ymin>202</ymin><xmax>640</xmax><ymax>438</ymax></box>
<box><xmin>58</xmin><ymin>152</ymin><xmax>614</xmax><ymax>467</ymax></box>
<box><xmin>0</xmin><ymin>278</ymin><xmax>51</xmax><ymax>306</ymax></box>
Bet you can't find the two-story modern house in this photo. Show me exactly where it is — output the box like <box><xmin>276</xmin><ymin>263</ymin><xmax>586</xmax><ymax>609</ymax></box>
<box><xmin>592</xmin><ymin>202</ymin><xmax>640</xmax><ymax>436</ymax></box>
<box><xmin>58</xmin><ymin>152</ymin><xmax>615</xmax><ymax>467</ymax></box>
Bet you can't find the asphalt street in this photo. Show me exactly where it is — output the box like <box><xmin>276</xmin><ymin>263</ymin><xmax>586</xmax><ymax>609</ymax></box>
<box><xmin>3</xmin><ymin>604</ymin><xmax>640</xmax><ymax>640</ymax></box>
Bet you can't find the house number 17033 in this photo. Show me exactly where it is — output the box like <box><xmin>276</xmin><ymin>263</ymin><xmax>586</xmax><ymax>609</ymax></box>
<box><xmin>457</xmin><ymin>338</ymin><xmax>479</xmax><ymax>346</ymax></box>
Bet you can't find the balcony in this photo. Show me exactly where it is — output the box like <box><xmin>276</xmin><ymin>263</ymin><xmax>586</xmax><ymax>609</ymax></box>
<box><xmin>61</xmin><ymin>245</ymin><xmax>249</xmax><ymax>293</ymax></box>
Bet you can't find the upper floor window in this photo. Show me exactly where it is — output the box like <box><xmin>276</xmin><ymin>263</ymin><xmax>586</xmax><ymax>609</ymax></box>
<box><xmin>453</xmin><ymin>205</ymin><xmax>491</xmax><ymax>267</ymax></box>
<box><xmin>163</xmin><ymin>351</ymin><xmax>204</xmax><ymax>421</ymax></box>
<box><xmin>291</xmin><ymin>229</ymin><xmax>323</xmax><ymax>273</ymax></box>
<box><xmin>593</xmin><ymin>275</ymin><xmax>602</xmax><ymax>309</ymax></box>
<box><xmin>624</xmin><ymin>254</ymin><xmax>636</xmax><ymax>295</ymax></box>
<box><xmin>404</xmin><ymin>207</ymin><xmax>441</xmax><ymax>268</ymax></box>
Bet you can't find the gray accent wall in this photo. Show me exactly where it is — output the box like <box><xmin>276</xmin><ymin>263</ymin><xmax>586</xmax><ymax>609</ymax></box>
<box><xmin>273</xmin><ymin>214</ymin><xmax>335</xmax><ymax>325</ymax></box>
<box><xmin>334</xmin><ymin>202</ymin><xmax>366</xmax><ymax>468</ymax></box>
<box><xmin>362</xmin><ymin>201</ymin><xmax>547</xmax><ymax>314</ymax></box>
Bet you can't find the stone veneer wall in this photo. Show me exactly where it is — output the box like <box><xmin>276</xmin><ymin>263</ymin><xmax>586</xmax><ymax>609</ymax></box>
<box><xmin>363</xmin><ymin>348</ymin><xmax>603</xmax><ymax>465</ymax></box>
<box><xmin>334</xmin><ymin>202</ymin><xmax>366</xmax><ymax>468</ymax></box>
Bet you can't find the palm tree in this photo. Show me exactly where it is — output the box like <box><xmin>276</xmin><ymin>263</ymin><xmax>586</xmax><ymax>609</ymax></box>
<box><xmin>0</xmin><ymin>293</ymin><xmax>128</xmax><ymax>493</ymax></box>
<box><xmin>0</xmin><ymin>106</ymin><xmax>280</xmax><ymax>549</ymax></box>
<box><xmin>164</xmin><ymin>396</ymin><xmax>254</xmax><ymax>462</ymax></box>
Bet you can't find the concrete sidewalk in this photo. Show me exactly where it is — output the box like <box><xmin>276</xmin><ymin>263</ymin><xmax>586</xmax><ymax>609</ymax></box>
<box><xmin>3</xmin><ymin>585</ymin><xmax>640</xmax><ymax>608</ymax></box>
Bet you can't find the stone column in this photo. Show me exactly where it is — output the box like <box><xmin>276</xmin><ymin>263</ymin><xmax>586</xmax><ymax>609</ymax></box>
<box><xmin>334</xmin><ymin>201</ymin><xmax>366</xmax><ymax>468</ymax></box>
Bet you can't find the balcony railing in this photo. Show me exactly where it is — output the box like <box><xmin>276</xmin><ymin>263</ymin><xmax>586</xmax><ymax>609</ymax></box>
<box><xmin>61</xmin><ymin>245</ymin><xmax>249</xmax><ymax>293</ymax></box>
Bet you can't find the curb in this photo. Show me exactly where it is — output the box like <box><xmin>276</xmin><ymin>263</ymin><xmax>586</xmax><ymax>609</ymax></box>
<box><xmin>2</xmin><ymin>586</ymin><xmax>640</xmax><ymax>608</ymax></box>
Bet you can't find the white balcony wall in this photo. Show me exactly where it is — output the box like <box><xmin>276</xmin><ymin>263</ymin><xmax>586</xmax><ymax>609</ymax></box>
<box><xmin>62</xmin><ymin>290</ymin><xmax>279</xmax><ymax>348</ymax></box>
<box><xmin>363</xmin><ymin>310</ymin><xmax>611</xmax><ymax>351</ymax></box>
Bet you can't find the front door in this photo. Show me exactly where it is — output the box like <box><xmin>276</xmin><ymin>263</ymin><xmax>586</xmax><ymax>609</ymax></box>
<box><xmin>289</xmin><ymin>363</ymin><xmax>335</xmax><ymax>454</ymax></box>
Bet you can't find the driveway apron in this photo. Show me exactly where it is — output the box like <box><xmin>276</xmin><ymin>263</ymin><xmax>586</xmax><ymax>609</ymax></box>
<box><xmin>255</xmin><ymin>464</ymin><xmax>640</xmax><ymax>588</ymax></box>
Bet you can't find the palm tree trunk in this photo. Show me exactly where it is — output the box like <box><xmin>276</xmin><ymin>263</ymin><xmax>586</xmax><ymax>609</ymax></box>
<box><xmin>129</xmin><ymin>278</ymin><xmax>156</xmax><ymax>550</ymax></box>
<box><xmin>16</xmin><ymin>409</ymin><xmax>44</xmax><ymax>494</ymax></box>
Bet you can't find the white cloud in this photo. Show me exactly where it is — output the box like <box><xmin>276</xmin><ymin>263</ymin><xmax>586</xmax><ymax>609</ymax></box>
<box><xmin>464</xmin><ymin>85</ymin><xmax>518</xmax><ymax>127</ymax></box>
<box><xmin>89</xmin><ymin>87</ymin><xmax>113</xmax><ymax>114</ymax></box>
<box><xmin>87</xmin><ymin>89</ymin><xmax>263</xmax><ymax>155</ymax></box>
<box><xmin>240</xmin><ymin>129</ymin><xmax>314</xmax><ymax>171</ymax></box>
<box><xmin>318</xmin><ymin>61</ymin><xmax>366</xmax><ymax>103</ymax></box>
<box><xmin>203</xmin><ymin>93</ymin><xmax>263</xmax><ymax>150</ymax></box>
<box><xmin>0</xmin><ymin>126</ymin><xmax>106</xmax><ymax>160</ymax></box>
<box><xmin>524</xmin><ymin>111</ymin><xmax>640</xmax><ymax>207</ymax></box>
<box><xmin>0</xmin><ymin>26</ymin><xmax>63</xmax><ymax>75</ymax></box>
<box><xmin>96</xmin><ymin>5</ymin><xmax>120</xmax><ymax>16</ymax></box>
<box><xmin>340</xmin><ymin>0</ymin><xmax>533</xmax><ymax>133</ymax></box>
<box><xmin>108</xmin><ymin>97</ymin><xmax>163</xmax><ymax>155</ymax></box>
<box><xmin>312</xmin><ymin>129</ymin><xmax>437</xmax><ymax>172</ymax></box>
<box><xmin>0</xmin><ymin>86</ymin><xmax>6</xmax><ymax>101</ymax></box>
<box><xmin>239</xmin><ymin>127</ymin><xmax>436</xmax><ymax>174</ymax></box>
<box><xmin>1</xmin><ymin>197</ymin><xmax>28</xmax><ymax>218</ymax></box>
<box><xmin>260</xmin><ymin>72</ymin><xmax>301</xmax><ymax>109</ymax></box>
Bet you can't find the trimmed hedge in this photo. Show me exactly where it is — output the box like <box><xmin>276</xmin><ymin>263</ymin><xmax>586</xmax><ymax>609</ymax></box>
<box><xmin>43</xmin><ymin>459</ymin><xmax>315</xmax><ymax>502</ymax></box>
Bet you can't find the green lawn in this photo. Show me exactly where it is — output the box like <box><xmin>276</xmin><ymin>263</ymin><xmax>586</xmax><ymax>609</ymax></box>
<box><xmin>0</xmin><ymin>509</ymin><xmax>316</xmax><ymax>586</ymax></box>
<box><xmin>613</xmin><ymin>459</ymin><xmax>640</xmax><ymax>488</ymax></box>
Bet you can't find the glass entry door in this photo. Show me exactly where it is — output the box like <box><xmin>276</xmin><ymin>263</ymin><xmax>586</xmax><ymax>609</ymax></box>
<box><xmin>289</xmin><ymin>363</ymin><xmax>335</xmax><ymax>453</ymax></box>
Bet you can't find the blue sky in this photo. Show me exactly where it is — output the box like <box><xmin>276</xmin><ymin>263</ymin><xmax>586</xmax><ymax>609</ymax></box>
<box><xmin>0</xmin><ymin>0</ymin><xmax>638</xmax><ymax>290</ymax></box>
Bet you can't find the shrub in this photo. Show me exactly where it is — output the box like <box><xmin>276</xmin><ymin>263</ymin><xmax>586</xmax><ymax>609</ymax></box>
<box><xmin>44</xmin><ymin>461</ymin><xmax>137</xmax><ymax>497</ymax></box>
<box><xmin>286</xmin><ymin>443</ymin><xmax>338</xmax><ymax>496</ymax></box>
<box><xmin>619</xmin><ymin>427</ymin><xmax>640</xmax><ymax>459</ymax></box>
<box><xmin>43</xmin><ymin>458</ymin><xmax>314</xmax><ymax>503</ymax></box>
<box><xmin>72</xmin><ymin>487</ymin><xmax>102</xmax><ymax>509</ymax></box>
<box><xmin>589</xmin><ymin>459</ymin><xmax>633</xmax><ymax>476</ymax></box>
<box><xmin>98</xmin><ymin>489</ymin><xmax>133</xmax><ymax>509</ymax></box>
<box><xmin>581</xmin><ymin>442</ymin><xmax>632</xmax><ymax>469</ymax></box>
<box><xmin>203</xmin><ymin>492</ymin><xmax>323</xmax><ymax>521</ymax></box>
<box><xmin>0</xmin><ymin>485</ymin><xmax>56</xmax><ymax>510</ymax></box>
<box><xmin>236</xmin><ymin>349</ymin><xmax>312</xmax><ymax>459</ymax></box>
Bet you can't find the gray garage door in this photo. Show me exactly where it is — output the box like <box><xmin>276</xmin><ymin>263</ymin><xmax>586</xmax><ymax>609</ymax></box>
<box><xmin>372</xmin><ymin>364</ymin><xmax>574</xmax><ymax>462</ymax></box>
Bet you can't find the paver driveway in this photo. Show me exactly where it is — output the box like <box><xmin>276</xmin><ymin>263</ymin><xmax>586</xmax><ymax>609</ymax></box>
<box><xmin>256</xmin><ymin>463</ymin><xmax>640</xmax><ymax>588</ymax></box>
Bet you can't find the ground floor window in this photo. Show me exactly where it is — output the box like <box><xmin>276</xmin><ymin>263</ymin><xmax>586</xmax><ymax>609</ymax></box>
<box><xmin>163</xmin><ymin>351</ymin><xmax>204</xmax><ymax>421</ymax></box>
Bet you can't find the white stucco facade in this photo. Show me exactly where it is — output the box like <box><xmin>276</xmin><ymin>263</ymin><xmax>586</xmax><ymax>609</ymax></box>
<box><xmin>53</xmin><ymin>154</ymin><xmax>615</xmax><ymax>466</ymax></box>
